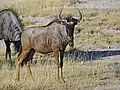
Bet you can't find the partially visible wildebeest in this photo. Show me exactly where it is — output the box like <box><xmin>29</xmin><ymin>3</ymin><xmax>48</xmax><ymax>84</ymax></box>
<box><xmin>0</xmin><ymin>9</ymin><xmax>22</xmax><ymax>69</ymax></box>
<box><xmin>16</xmin><ymin>8</ymin><xmax>82</xmax><ymax>82</ymax></box>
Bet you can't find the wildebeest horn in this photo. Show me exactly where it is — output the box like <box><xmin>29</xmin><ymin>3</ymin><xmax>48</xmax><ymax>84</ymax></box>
<box><xmin>58</xmin><ymin>7</ymin><xmax>64</xmax><ymax>20</ymax></box>
<box><xmin>76</xmin><ymin>7</ymin><xmax>82</xmax><ymax>21</ymax></box>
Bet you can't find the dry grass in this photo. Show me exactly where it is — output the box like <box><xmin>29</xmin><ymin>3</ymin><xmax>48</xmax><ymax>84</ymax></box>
<box><xmin>1</xmin><ymin>58</ymin><xmax>120</xmax><ymax>90</ymax></box>
<box><xmin>0</xmin><ymin>0</ymin><xmax>77</xmax><ymax>17</ymax></box>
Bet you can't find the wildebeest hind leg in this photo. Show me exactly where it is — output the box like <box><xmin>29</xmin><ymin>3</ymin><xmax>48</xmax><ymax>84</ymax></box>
<box><xmin>16</xmin><ymin>49</ymin><xmax>30</xmax><ymax>81</ymax></box>
<box><xmin>25</xmin><ymin>49</ymin><xmax>35</xmax><ymax>80</ymax></box>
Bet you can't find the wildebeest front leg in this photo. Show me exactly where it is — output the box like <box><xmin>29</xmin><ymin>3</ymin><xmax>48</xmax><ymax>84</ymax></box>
<box><xmin>5</xmin><ymin>41</ymin><xmax>12</xmax><ymax>69</ymax></box>
<box><xmin>60</xmin><ymin>50</ymin><xmax>65</xmax><ymax>83</ymax></box>
<box><xmin>25</xmin><ymin>49</ymin><xmax>35</xmax><ymax>80</ymax></box>
<box><xmin>53</xmin><ymin>50</ymin><xmax>60</xmax><ymax>80</ymax></box>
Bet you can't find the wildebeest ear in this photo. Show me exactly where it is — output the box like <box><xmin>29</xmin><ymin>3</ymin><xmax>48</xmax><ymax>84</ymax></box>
<box><xmin>73</xmin><ymin>17</ymin><xmax>81</xmax><ymax>22</ymax></box>
<box><xmin>73</xmin><ymin>17</ymin><xmax>84</xmax><ymax>23</ymax></box>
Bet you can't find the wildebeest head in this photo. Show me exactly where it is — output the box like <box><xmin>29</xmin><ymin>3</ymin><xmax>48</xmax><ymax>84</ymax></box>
<box><xmin>58</xmin><ymin>7</ymin><xmax>82</xmax><ymax>49</ymax></box>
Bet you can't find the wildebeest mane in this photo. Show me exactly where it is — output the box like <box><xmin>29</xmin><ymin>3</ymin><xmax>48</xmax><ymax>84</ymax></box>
<box><xmin>0</xmin><ymin>8</ymin><xmax>23</xmax><ymax>29</ymax></box>
<box><xmin>41</xmin><ymin>19</ymin><xmax>62</xmax><ymax>27</ymax></box>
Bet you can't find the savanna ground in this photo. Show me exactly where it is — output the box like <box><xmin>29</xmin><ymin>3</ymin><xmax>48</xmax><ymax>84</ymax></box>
<box><xmin>1</xmin><ymin>0</ymin><xmax>120</xmax><ymax>90</ymax></box>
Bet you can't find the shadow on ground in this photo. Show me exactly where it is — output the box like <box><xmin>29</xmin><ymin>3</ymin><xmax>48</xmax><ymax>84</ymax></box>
<box><xmin>64</xmin><ymin>49</ymin><xmax>120</xmax><ymax>61</ymax></box>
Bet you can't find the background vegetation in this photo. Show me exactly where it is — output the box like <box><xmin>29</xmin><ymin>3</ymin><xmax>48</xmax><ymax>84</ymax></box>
<box><xmin>1</xmin><ymin>0</ymin><xmax>120</xmax><ymax>47</ymax></box>
<box><xmin>0</xmin><ymin>0</ymin><xmax>120</xmax><ymax>90</ymax></box>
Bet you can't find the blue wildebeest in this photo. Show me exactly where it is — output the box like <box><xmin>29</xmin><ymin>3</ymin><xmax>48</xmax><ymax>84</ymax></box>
<box><xmin>16</xmin><ymin>8</ymin><xmax>82</xmax><ymax>82</ymax></box>
<box><xmin>0</xmin><ymin>9</ymin><xmax>22</xmax><ymax>68</ymax></box>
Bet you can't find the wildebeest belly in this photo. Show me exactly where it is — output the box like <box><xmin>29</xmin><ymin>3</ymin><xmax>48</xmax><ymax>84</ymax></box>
<box><xmin>31</xmin><ymin>34</ymin><xmax>53</xmax><ymax>54</ymax></box>
<box><xmin>33</xmin><ymin>45</ymin><xmax>53</xmax><ymax>54</ymax></box>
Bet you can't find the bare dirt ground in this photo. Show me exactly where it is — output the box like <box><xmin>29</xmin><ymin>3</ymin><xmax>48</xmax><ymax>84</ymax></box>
<box><xmin>0</xmin><ymin>0</ymin><xmax>10</xmax><ymax>4</ymax></box>
<box><xmin>78</xmin><ymin>0</ymin><xmax>120</xmax><ymax>9</ymax></box>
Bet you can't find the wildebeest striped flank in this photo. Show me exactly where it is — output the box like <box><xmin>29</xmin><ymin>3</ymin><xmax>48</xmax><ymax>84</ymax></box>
<box><xmin>0</xmin><ymin>9</ymin><xmax>22</xmax><ymax>69</ymax></box>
